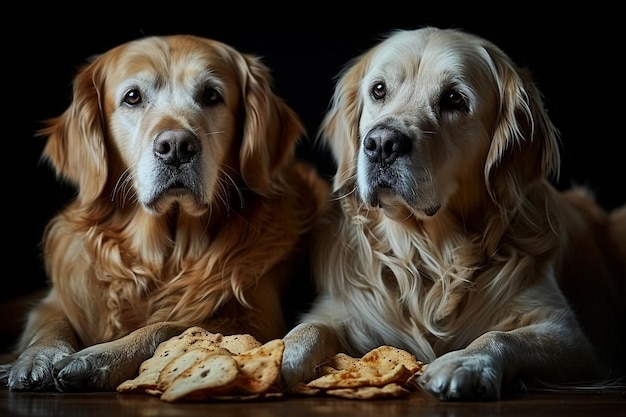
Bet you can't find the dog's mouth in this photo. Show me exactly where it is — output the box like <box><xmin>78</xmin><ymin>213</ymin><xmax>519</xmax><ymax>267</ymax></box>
<box><xmin>371</xmin><ymin>188</ymin><xmax>440</xmax><ymax>217</ymax></box>
<box><xmin>164</xmin><ymin>180</ymin><xmax>189</xmax><ymax>193</ymax></box>
<box><xmin>160</xmin><ymin>183</ymin><xmax>194</xmax><ymax>199</ymax></box>
<box><xmin>357</xmin><ymin>126</ymin><xmax>441</xmax><ymax>218</ymax></box>
<box><xmin>144</xmin><ymin>176</ymin><xmax>209</xmax><ymax>217</ymax></box>
<box><xmin>359</xmin><ymin>161</ymin><xmax>441</xmax><ymax>218</ymax></box>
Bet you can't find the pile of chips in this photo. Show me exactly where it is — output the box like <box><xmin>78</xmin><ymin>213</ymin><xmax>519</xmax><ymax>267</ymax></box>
<box><xmin>117</xmin><ymin>327</ymin><xmax>284</xmax><ymax>401</ymax></box>
<box><xmin>117</xmin><ymin>326</ymin><xmax>427</xmax><ymax>402</ymax></box>
<box><xmin>289</xmin><ymin>345</ymin><xmax>427</xmax><ymax>399</ymax></box>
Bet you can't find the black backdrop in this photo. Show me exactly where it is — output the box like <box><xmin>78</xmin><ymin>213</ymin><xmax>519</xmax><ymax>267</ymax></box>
<box><xmin>6</xmin><ymin>11</ymin><xmax>623</xmax><ymax>302</ymax></box>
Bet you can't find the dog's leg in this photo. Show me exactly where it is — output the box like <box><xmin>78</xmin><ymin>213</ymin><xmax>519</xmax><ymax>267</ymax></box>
<box><xmin>417</xmin><ymin>323</ymin><xmax>598</xmax><ymax>400</ymax></box>
<box><xmin>417</xmin><ymin>332</ymin><xmax>505</xmax><ymax>400</ymax></box>
<box><xmin>281</xmin><ymin>322</ymin><xmax>342</xmax><ymax>387</ymax></box>
<box><xmin>51</xmin><ymin>322</ymin><xmax>188</xmax><ymax>391</ymax></box>
<box><xmin>0</xmin><ymin>317</ymin><xmax>77</xmax><ymax>391</ymax></box>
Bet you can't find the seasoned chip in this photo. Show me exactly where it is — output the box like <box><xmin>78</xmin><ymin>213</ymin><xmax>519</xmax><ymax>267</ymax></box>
<box><xmin>116</xmin><ymin>365</ymin><xmax>161</xmax><ymax>393</ymax></box>
<box><xmin>160</xmin><ymin>352</ymin><xmax>240</xmax><ymax>402</ymax></box>
<box><xmin>159</xmin><ymin>339</ymin><xmax>284</xmax><ymax>402</ymax></box>
<box><xmin>218</xmin><ymin>334</ymin><xmax>262</xmax><ymax>355</ymax></box>
<box><xmin>116</xmin><ymin>326</ymin><xmax>262</xmax><ymax>393</ymax></box>
<box><xmin>298</xmin><ymin>345</ymin><xmax>428</xmax><ymax>400</ymax></box>
<box><xmin>317</xmin><ymin>352</ymin><xmax>360</xmax><ymax>375</ymax></box>
<box><xmin>156</xmin><ymin>347</ymin><xmax>231</xmax><ymax>393</ymax></box>
<box><xmin>119</xmin><ymin>330</ymin><xmax>426</xmax><ymax>402</ymax></box>
<box><xmin>116</xmin><ymin>336</ymin><xmax>197</xmax><ymax>393</ymax></box>
<box><xmin>230</xmin><ymin>338</ymin><xmax>284</xmax><ymax>394</ymax></box>
<box><xmin>118</xmin><ymin>327</ymin><xmax>285</xmax><ymax>402</ymax></box>
<box><xmin>175</xmin><ymin>326</ymin><xmax>262</xmax><ymax>354</ymax></box>
<box><xmin>307</xmin><ymin>362</ymin><xmax>414</xmax><ymax>389</ymax></box>
<box><xmin>361</xmin><ymin>345</ymin><xmax>425</xmax><ymax>374</ymax></box>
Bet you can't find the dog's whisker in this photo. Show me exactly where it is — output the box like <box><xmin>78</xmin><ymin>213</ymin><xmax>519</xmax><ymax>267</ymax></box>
<box><xmin>334</xmin><ymin>184</ymin><xmax>357</xmax><ymax>201</ymax></box>
<box><xmin>111</xmin><ymin>167</ymin><xmax>137</xmax><ymax>207</ymax></box>
<box><xmin>214</xmin><ymin>179</ymin><xmax>233</xmax><ymax>214</ymax></box>
<box><xmin>219</xmin><ymin>168</ymin><xmax>245</xmax><ymax>211</ymax></box>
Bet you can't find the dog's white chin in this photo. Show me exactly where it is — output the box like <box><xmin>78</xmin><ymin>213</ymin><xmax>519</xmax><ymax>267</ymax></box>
<box><xmin>377</xmin><ymin>192</ymin><xmax>440</xmax><ymax>222</ymax></box>
<box><xmin>144</xmin><ymin>193</ymin><xmax>209</xmax><ymax>217</ymax></box>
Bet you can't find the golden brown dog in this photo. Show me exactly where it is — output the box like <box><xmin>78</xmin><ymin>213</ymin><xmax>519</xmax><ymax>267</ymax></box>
<box><xmin>281</xmin><ymin>27</ymin><xmax>626</xmax><ymax>400</ymax></box>
<box><xmin>0</xmin><ymin>34</ymin><xmax>328</xmax><ymax>392</ymax></box>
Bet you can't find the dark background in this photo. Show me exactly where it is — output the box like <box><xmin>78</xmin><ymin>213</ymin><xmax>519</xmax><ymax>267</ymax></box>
<box><xmin>5</xmin><ymin>10</ymin><xmax>624</xmax><ymax>303</ymax></box>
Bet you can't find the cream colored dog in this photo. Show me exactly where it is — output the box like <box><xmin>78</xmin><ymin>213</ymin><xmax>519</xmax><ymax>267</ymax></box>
<box><xmin>282</xmin><ymin>27</ymin><xmax>626</xmax><ymax>400</ymax></box>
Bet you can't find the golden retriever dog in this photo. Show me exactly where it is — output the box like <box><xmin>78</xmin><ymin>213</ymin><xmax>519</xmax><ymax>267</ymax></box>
<box><xmin>0</xmin><ymin>34</ymin><xmax>328</xmax><ymax>392</ymax></box>
<box><xmin>281</xmin><ymin>27</ymin><xmax>626</xmax><ymax>400</ymax></box>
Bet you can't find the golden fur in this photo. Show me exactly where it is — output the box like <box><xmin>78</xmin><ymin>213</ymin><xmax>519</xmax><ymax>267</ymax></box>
<box><xmin>282</xmin><ymin>27</ymin><xmax>626</xmax><ymax>400</ymax></box>
<box><xmin>0</xmin><ymin>35</ymin><xmax>328</xmax><ymax>391</ymax></box>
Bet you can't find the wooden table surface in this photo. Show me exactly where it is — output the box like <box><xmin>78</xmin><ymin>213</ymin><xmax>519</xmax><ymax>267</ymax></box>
<box><xmin>3</xmin><ymin>287</ymin><xmax>626</xmax><ymax>417</ymax></box>
<box><xmin>1</xmin><ymin>386</ymin><xmax>625</xmax><ymax>417</ymax></box>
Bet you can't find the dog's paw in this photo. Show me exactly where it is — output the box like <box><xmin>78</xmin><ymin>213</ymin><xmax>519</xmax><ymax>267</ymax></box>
<box><xmin>52</xmin><ymin>352</ymin><xmax>113</xmax><ymax>392</ymax></box>
<box><xmin>281</xmin><ymin>324</ymin><xmax>321</xmax><ymax>387</ymax></box>
<box><xmin>281</xmin><ymin>322</ymin><xmax>340</xmax><ymax>388</ymax></box>
<box><xmin>417</xmin><ymin>349</ymin><xmax>502</xmax><ymax>400</ymax></box>
<box><xmin>1</xmin><ymin>345</ymin><xmax>74</xmax><ymax>391</ymax></box>
<box><xmin>53</xmin><ymin>345</ymin><xmax>137</xmax><ymax>392</ymax></box>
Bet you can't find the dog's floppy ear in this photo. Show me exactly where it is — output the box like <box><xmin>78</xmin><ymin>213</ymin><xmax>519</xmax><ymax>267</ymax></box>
<box><xmin>236</xmin><ymin>53</ymin><xmax>305</xmax><ymax>195</ymax></box>
<box><xmin>317</xmin><ymin>49</ymin><xmax>375</xmax><ymax>193</ymax></box>
<box><xmin>483</xmin><ymin>44</ymin><xmax>561</xmax><ymax>215</ymax></box>
<box><xmin>39</xmin><ymin>56</ymin><xmax>108</xmax><ymax>205</ymax></box>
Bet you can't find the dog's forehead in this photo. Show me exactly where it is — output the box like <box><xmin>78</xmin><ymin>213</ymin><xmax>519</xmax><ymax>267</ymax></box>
<box><xmin>367</xmin><ymin>28</ymin><xmax>491</xmax><ymax>79</ymax></box>
<box><xmin>102</xmin><ymin>35</ymin><xmax>241</xmax><ymax>85</ymax></box>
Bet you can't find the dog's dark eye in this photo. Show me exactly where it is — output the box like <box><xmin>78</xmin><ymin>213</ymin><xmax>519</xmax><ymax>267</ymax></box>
<box><xmin>123</xmin><ymin>89</ymin><xmax>143</xmax><ymax>106</ymax></box>
<box><xmin>440</xmin><ymin>90</ymin><xmax>468</xmax><ymax>112</ymax></box>
<box><xmin>201</xmin><ymin>86</ymin><xmax>223</xmax><ymax>106</ymax></box>
<box><xmin>371</xmin><ymin>82</ymin><xmax>387</xmax><ymax>101</ymax></box>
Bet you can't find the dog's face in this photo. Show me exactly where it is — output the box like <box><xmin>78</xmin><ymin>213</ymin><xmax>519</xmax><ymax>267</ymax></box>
<box><xmin>41</xmin><ymin>35</ymin><xmax>302</xmax><ymax>217</ymax></box>
<box><xmin>322</xmin><ymin>28</ymin><xmax>560</xmax><ymax>221</ymax></box>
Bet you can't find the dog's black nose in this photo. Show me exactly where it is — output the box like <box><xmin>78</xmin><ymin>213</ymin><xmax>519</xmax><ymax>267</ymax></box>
<box><xmin>363</xmin><ymin>127</ymin><xmax>411</xmax><ymax>164</ymax></box>
<box><xmin>153</xmin><ymin>130</ymin><xmax>200</xmax><ymax>166</ymax></box>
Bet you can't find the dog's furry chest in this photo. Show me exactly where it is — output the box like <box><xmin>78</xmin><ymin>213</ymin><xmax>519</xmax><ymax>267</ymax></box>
<box><xmin>323</xmin><ymin>209</ymin><xmax>513</xmax><ymax>357</ymax></box>
<box><xmin>46</xmin><ymin>209</ymin><xmax>246</xmax><ymax>341</ymax></box>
